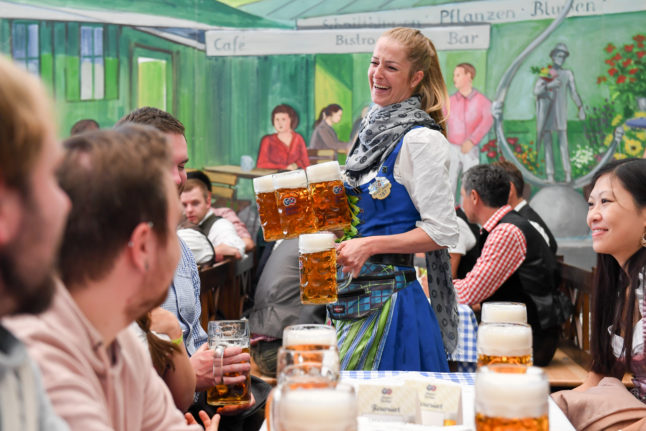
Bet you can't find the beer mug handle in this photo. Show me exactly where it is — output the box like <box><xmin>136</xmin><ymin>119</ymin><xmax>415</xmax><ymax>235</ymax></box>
<box><xmin>213</xmin><ymin>344</ymin><xmax>225</xmax><ymax>385</ymax></box>
<box><xmin>336</xmin><ymin>265</ymin><xmax>353</xmax><ymax>290</ymax></box>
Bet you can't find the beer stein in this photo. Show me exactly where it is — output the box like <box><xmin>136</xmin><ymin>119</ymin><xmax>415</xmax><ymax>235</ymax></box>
<box><xmin>270</xmin><ymin>382</ymin><xmax>357</xmax><ymax>431</ymax></box>
<box><xmin>298</xmin><ymin>233</ymin><xmax>352</xmax><ymax>304</ymax></box>
<box><xmin>306</xmin><ymin>161</ymin><xmax>352</xmax><ymax>231</ymax></box>
<box><xmin>477</xmin><ymin>322</ymin><xmax>533</xmax><ymax>367</ymax></box>
<box><xmin>475</xmin><ymin>365</ymin><xmax>548</xmax><ymax>431</ymax></box>
<box><xmin>276</xmin><ymin>347</ymin><xmax>340</xmax><ymax>387</ymax></box>
<box><xmin>481</xmin><ymin>302</ymin><xmax>528</xmax><ymax>324</ymax></box>
<box><xmin>207</xmin><ymin>320</ymin><xmax>251</xmax><ymax>406</ymax></box>
<box><xmin>273</xmin><ymin>170</ymin><xmax>317</xmax><ymax>239</ymax></box>
<box><xmin>282</xmin><ymin>324</ymin><xmax>337</xmax><ymax>351</ymax></box>
<box><xmin>253</xmin><ymin>174</ymin><xmax>284</xmax><ymax>242</ymax></box>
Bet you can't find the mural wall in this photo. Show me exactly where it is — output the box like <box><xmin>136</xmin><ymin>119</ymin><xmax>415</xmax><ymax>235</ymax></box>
<box><xmin>0</xmin><ymin>0</ymin><xmax>644</xmax><ymax>210</ymax></box>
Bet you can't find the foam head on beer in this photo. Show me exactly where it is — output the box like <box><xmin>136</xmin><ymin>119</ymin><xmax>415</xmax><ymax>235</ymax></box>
<box><xmin>481</xmin><ymin>302</ymin><xmax>527</xmax><ymax>324</ymax></box>
<box><xmin>283</xmin><ymin>324</ymin><xmax>337</xmax><ymax>348</ymax></box>
<box><xmin>253</xmin><ymin>174</ymin><xmax>275</xmax><ymax>194</ymax></box>
<box><xmin>305</xmin><ymin>161</ymin><xmax>342</xmax><ymax>184</ymax></box>
<box><xmin>273</xmin><ymin>169</ymin><xmax>308</xmax><ymax>190</ymax></box>
<box><xmin>477</xmin><ymin>322</ymin><xmax>532</xmax><ymax>357</ymax></box>
<box><xmin>475</xmin><ymin>365</ymin><xmax>548</xmax><ymax>420</ymax></box>
<box><xmin>298</xmin><ymin>233</ymin><xmax>335</xmax><ymax>255</ymax></box>
<box><xmin>276</xmin><ymin>386</ymin><xmax>357</xmax><ymax>431</ymax></box>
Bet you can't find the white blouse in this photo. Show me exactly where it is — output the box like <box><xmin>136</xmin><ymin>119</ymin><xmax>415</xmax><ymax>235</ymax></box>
<box><xmin>344</xmin><ymin>127</ymin><xmax>459</xmax><ymax>248</ymax></box>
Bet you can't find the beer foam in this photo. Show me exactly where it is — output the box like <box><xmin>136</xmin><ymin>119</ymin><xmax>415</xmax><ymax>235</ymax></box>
<box><xmin>298</xmin><ymin>233</ymin><xmax>335</xmax><ymax>254</ymax></box>
<box><xmin>306</xmin><ymin>161</ymin><xmax>342</xmax><ymax>184</ymax></box>
<box><xmin>477</xmin><ymin>322</ymin><xmax>532</xmax><ymax>356</ymax></box>
<box><xmin>273</xmin><ymin>170</ymin><xmax>308</xmax><ymax>189</ymax></box>
<box><xmin>475</xmin><ymin>366</ymin><xmax>548</xmax><ymax>418</ymax></box>
<box><xmin>278</xmin><ymin>388</ymin><xmax>357</xmax><ymax>431</ymax></box>
<box><xmin>253</xmin><ymin>174</ymin><xmax>275</xmax><ymax>193</ymax></box>
<box><xmin>481</xmin><ymin>302</ymin><xmax>527</xmax><ymax>324</ymax></box>
<box><xmin>283</xmin><ymin>324</ymin><xmax>337</xmax><ymax>347</ymax></box>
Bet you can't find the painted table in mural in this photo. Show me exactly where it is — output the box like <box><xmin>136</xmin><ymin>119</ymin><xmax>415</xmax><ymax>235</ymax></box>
<box><xmin>203</xmin><ymin>165</ymin><xmax>277</xmax><ymax>179</ymax></box>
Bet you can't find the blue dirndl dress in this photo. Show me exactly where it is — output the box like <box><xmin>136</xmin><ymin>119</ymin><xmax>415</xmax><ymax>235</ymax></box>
<box><xmin>330</xmin><ymin>134</ymin><xmax>449</xmax><ymax>372</ymax></box>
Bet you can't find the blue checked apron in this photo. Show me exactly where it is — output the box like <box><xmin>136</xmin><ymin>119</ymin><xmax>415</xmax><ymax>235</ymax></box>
<box><xmin>329</xmin><ymin>134</ymin><xmax>449</xmax><ymax>372</ymax></box>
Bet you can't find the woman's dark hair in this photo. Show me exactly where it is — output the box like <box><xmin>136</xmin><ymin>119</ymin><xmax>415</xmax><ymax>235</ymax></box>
<box><xmin>136</xmin><ymin>313</ymin><xmax>181</xmax><ymax>376</ymax></box>
<box><xmin>271</xmin><ymin>104</ymin><xmax>299</xmax><ymax>130</ymax></box>
<box><xmin>314</xmin><ymin>104</ymin><xmax>342</xmax><ymax>128</ymax></box>
<box><xmin>589</xmin><ymin>158</ymin><xmax>646</xmax><ymax>376</ymax></box>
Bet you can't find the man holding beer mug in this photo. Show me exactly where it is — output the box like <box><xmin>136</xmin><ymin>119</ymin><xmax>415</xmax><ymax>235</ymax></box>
<box><xmin>330</xmin><ymin>28</ymin><xmax>459</xmax><ymax>371</ymax></box>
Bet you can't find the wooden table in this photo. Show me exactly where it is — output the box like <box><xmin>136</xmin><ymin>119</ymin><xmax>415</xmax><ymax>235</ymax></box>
<box><xmin>203</xmin><ymin>165</ymin><xmax>277</xmax><ymax>180</ymax></box>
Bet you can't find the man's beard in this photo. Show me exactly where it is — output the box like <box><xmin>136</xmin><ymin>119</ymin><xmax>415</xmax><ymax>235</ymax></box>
<box><xmin>0</xmin><ymin>249</ymin><xmax>56</xmax><ymax>315</ymax></box>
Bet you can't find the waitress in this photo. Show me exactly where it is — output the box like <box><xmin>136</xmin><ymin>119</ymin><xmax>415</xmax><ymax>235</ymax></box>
<box><xmin>331</xmin><ymin>28</ymin><xmax>459</xmax><ymax>371</ymax></box>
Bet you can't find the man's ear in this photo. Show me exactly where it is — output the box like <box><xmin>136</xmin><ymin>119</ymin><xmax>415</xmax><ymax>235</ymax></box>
<box><xmin>128</xmin><ymin>222</ymin><xmax>154</xmax><ymax>272</ymax></box>
<box><xmin>508</xmin><ymin>183</ymin><xmax>516</xmax><ymax>205</ymax></box>
<box><xmin>0</xmin><ymin>182</ymin><xmax>22</xmax><ymax>246</ymax></box>
<box><xmin>470</xmin><ymin>188</ymin><xmax>480</xmax><ymax>206</ymax></box>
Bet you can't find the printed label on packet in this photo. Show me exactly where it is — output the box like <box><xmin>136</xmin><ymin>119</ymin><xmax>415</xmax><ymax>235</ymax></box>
<box><xmin>405</xmin><ymin>378</ymin><xmax>462</xmax><ymax>426</ymax></box>
<box><xmin>356</xmin><ymin>381</ymin><xmax>417</xmax><ymax>423</ymax></box>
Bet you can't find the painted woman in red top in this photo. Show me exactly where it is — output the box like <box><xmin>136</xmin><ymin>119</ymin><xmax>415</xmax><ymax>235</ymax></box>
<box><xmin>256</xmin><ymin>104</ymin><xmax>310</xmax><ymax>170</ymax></box>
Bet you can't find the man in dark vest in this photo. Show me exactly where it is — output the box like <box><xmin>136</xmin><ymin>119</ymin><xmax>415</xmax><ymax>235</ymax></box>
<box><xmin>180</xmin><ymin>178</ymin><xmax>245</xmax><ymax>262</ymax></box>
<box><xmin>453</xmin><ymin>164</ymin><xmax>561</xmax><ymax>366</ymax></box>
<box><xmin>493</xmin><ymin>160</ymin><xmax>558</xmax><ymax>254</ymax></box>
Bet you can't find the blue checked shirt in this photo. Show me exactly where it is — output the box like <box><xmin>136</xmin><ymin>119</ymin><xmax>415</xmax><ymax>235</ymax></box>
<box><xmin>162</xmin><ymin>238</ymin><xmax>208</xmax><ymax>355</ymax></box>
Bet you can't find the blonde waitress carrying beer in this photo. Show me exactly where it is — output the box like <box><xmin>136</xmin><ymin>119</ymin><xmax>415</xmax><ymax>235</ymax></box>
<box><xmin>331</xmin><ymin>28</ymin><xmax>459</xmax><ymax>371</ymax></box>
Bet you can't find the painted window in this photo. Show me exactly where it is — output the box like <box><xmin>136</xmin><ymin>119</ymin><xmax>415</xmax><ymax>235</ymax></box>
<box><xmin>80</xmin><ymin>26</ymin><xmax>104</xmax><ymax>100</ymax></box>
<box><xmin>12</xmin><ymin>22</ymin><xmax>39</xmax><ymax>75</ymax></box>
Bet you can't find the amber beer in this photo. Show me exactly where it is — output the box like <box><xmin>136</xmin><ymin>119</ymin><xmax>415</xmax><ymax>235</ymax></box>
<box><xmin>306</xmin><ymin>161</ymin><xmax>351</xmax><ymax>231</ymax></box>
<box><xmin>481</xmin><ymin>302</ymin><xmax>528</xmax><ymax>324</ymax></box>
<box><xmin>298</xmin><ymin>233</ymin><xmax>344</xmax><ymax>304</ymax></box>
<box><xmin>475</xmin><ymin>365</ymin><xmax>548</xmax><ymax>431</ymax></box>
<box><xmin>253</xmin><ymin>174</ymin><xmax>283</xmax><ymax>241</ymax></box>
<box><xmin>207</xmin><ymin>320</ymin><xmax>251</xmax><ymax>406</ymax></box>
<box><xmin>477</xmin><ymin>322</ymin><xmax>533</xmax><ymax>367</ymax></box>
<box><xmin>273</xmin><ymin>170</ymin><xmax>317</xmax><ymax>239</ymax></box>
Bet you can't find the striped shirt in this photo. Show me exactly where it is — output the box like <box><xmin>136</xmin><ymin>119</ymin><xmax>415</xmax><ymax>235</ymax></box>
<box><xmin>453</xmin><ymin>205</ymin><xmax>527</xmax><ymax>305</ymax></box>
<box><xmin>162</xmin><ymin>238</ymin><xmax>208</xmax><ymax>355</ymax></box>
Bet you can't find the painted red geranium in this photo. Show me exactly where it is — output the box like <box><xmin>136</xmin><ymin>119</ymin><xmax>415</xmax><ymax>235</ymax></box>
<box><xmin>608</xmin><ymin>68</ymin><xmax>618</xmax><ymax>76</ymax></box>
<box><xmin>617</xmin><ymin>75</ymin><xmax>627</xmax><ymax>84</ymax></box>
<box><xmin>629</xmin><ymin>68</ymin><xmax>639</xmax><ymax>75</ymax></box>
<box><xmin>605</xmin><ymin>43</ymin><xmax>616</xmax><ymax>53</ymax></box>
<box><xmin>624</xmin><ymin>44</ymin><xmax>634</xmax><ymax>52</ymax></box>
<box><xmin>622</xmin><ymin>58</ymin><xmax>632</xmax><ymax>67</ymax></box>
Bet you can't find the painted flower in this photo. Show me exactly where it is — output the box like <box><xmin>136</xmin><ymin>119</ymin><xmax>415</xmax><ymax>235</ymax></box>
<box><xmin>605</xmin><ymin>43</ymin><xmax>616</xmax><ymax>53</ymax></box>
<box><xmin>608</xmin><ymin>68</ymin><xmax>618</xmax><ymax>76</ymax></box>
<box><xmin>604</xmin><ymin>133</ymin><xmax>614</xmax><ymax>147</ymax></box>
<box><xmin>624</xmin><ymin>138</ymin><xmax>643</xmax><ymax>156</ymax></box>
<box><xmin>638</xmin><ymin>51</ymin><xmax>646</xmax><ymax>59</ymax></box>
<box><xmin>614</xmin><ymin>153</ymin><xmax>627</xmax><ymax>160</ymax></box>
<box><xmin>634</xmin><ymin>35</ymin><xmax>646</xmax><ymax>43</ymax></box>
<box><xmin>597</xmin><ymin>76</ymin><xmax>607</xmax><ymax>84</ymax></box>
<box><xmin>611</xmin><ymin>114</ymin><xmax>624</xmax><ymax>127</ymax></box>
<box><xmin>622</xmin><ymin>58</ymin><xmax>632</xmax><ymax>67</ymax></box>
<box><xmin>605</xmin><ymin>59</ymin><xmax>615</xmax><ymax>66</ymax></box>
<box><xmin>617</xmin><ymin>75</ymin><xmax>627</xmax><ymax>84</ymax></box>
<box><xmin>629</xmin><ymin>68</ymin><xmax>639</xmax><ymax>75</ymax></box>
<box><xmin>612</xmin><ymin>53</ymin><xmax>622</xmax><ymax>61</ymax></box>
<box><xmin>624</xmin><ymin>44</ymin><xmax>634</xmax><ymax>52</ymax></box>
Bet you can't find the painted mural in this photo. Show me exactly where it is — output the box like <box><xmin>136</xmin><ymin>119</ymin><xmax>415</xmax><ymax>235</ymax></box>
<box><xmin>0</xmin><ymin>0</ymin><xmax>644</xmax><ymax>235</ymax></box>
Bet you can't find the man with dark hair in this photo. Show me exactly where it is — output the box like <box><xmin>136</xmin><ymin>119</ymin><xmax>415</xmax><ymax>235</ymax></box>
<box><xmin>180</xmin><ymin>179</ymin><xmax>245</xmax><ymax>261</ymax></box>
<box><xmin>492</xmin><ymin>160</ymin><xmax>557</xmax><ymax>254</ymax></box>
<box><xmin>69</xmin><ymin>118</ymin><xmax>99</xmax><ymax>135</ymax></box>
<box><xmin>0</xmin><ymin>55</ymin><xmax>71</xmax><ymax>430</ymax></box>
<box><xmin>447</xmin><ymin>62</ymin><xmax>493</xmax><ymax>198</ymax></box>
<box><xmin>6</xmin><ymin>125</ymin><xmax>220</xmax><ymax>430</ymax></box>
<box><xmin>454</xmin><ymin>164</ymin><xmax>561</xmax><ymax>366</ymax></box>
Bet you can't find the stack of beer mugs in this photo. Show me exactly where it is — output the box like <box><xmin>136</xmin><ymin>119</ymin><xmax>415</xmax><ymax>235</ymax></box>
<box><xmin>475</xmin><ymin>365</ymin><xmax>549</xmax><ymax>431</ymax></box>
<box><xmin>268</xmin><ymin>324</ymin><xmax>357</xmax><ymax>431</ymax></box>
<box><xmin>253</xmin><ymin>161</ymin><xmax>352</xmax><ymax>241</ymax></box>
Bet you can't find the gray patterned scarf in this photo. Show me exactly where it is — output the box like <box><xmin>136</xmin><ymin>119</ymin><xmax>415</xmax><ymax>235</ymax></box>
<box><xmin>344</xmin><ymin>96</ymin><xmax>441</xmax><ymax>181</ymax></box>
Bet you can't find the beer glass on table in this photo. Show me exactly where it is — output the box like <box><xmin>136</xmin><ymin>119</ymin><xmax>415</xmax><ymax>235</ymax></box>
<box><xmin>271</xmin><ymin>382</ymin><xmax>357</xmax><ymax>431</ymax></box>
<box><xmin>273</xmin><ymin>170</ymin><xmax>317</xmax><ymax>239</ymax></box>
<box><xmin>475</xmin><ymin>365</ymin><xmax>548</xmax><ymax>431</ymax></box>
<box><xmin>477</xmin><ymin>322</ymin><xmax>533</xmax><ymax>367</ymax></box>
<box><xmin>207</xmin><ymin>320</ymin><xmax>251</xmax><ymax>406</ymax></box>
<box><xmin>279</xmin><ymin>324</ymin><xmax>339</xmax><ymax>384</ymax></box>
<box><xmin>306</xmin><ymin>161</ymin><xmax>352</xmax><ymax>231</ymax></box>
<box><xmin>253</xmin><ymin>174</ymin><xmax>284</xmax><ymax>242</ymax></box>
<box><xmin>481</xmin><ymin>302</ymin><xmax>527</xmax><ymax>324</ymax></box>
<box><xmin>298</xmin><ymin>233</ymin><xmax>352</xmax><ymax>304</ymax></box>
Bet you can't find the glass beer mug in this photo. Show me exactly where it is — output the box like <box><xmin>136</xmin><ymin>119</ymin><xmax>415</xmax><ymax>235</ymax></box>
<box><xmin>477</xmin><ymin>322</ymin><xmax>533</xmax><ymax>367</ymax></box>
<box><xmin>306</xmin><ymin>161</ymin><xmax>352</xmax><ymax>231</ymax></box>
<box><xmin>282</xmin><ymin>324</ymin><xmax>337</xmax><ymax>351</ymax></box>
<box><xmin>475</xmin><ymin>365</ymin><xmax>549</xmax><ymax>431</ymax></box>
<box><xmin>270</xmin><ymin>382</ymin><xmax>357</xmax><ymax>431</ymax></box>
<box><xmin>298</xmin><ymin>233</ymin><xmax>352</xmax><ymax>304</ymax></box>
<box><xmin>253</xmin><ymin>174</ymin><xmax>284</xmax><ymax>242</ymax></box>
<box><xmin>481</xmin><ymin>302</ymin><xmax>528</xmax><ymax>324</ymax></box>
<box><xmin>207</xmin><ymin>320</ymin><xmax>251</xmax><ymax>406</ymax></box>
<box><xmin>273</xmin><ymin>170</ymin><xmax>317</xmax><ymax>239</ymax></box>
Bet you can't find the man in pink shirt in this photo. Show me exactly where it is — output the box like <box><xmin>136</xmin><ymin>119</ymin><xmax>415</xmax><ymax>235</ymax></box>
<box><xmin>6</xmin><ymin>126</ymin><xmax>223</xmax><ymax>430</ymax></box>
<box><xmin>447</xmin><ymin>63</ymin><xmax>493</xmax><ymax>199</ymax></box>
